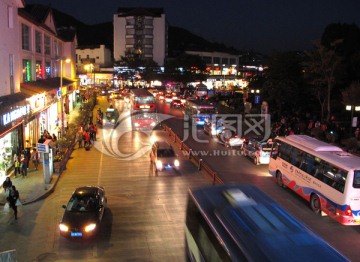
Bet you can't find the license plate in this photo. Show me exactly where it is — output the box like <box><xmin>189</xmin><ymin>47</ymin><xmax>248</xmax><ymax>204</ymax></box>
<box><xmin>71</xmin><ymin>232</ymin><xmax>82</xmax><ymax>237</ymax></box>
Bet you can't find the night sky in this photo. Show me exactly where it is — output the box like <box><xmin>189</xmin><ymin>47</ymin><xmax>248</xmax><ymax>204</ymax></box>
<box><xmin>25</xmin><ymin>0</ymin><xmax>360</xmax><ymax>54</ymax></box>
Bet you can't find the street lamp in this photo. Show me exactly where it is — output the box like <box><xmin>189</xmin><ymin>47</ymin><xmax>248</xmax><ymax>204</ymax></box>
<box><xmin>59</xmin><ymin>58</ymin><xmax>71</xmax><ymax>138</ymax></box>
<box><xmin>346</xmin><ymin>105</ymin><xmax>360</xmax><ymax>136</ymax></box>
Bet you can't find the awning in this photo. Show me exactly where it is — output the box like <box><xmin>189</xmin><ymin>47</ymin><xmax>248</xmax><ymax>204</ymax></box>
<box><xmin>20</xmin><ymin>77</ymin><xmax>77</xmax><ymax>95</ymax></box>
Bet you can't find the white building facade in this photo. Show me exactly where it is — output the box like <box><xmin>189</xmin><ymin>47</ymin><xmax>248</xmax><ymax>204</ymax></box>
<box><xmin>113</xmin><ymin>7</ymin><xmax>167</xmax><ymax>67</ymax></box>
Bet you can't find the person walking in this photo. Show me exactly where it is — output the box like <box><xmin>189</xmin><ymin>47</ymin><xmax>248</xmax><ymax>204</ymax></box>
<box><xmin>76</xmin><ymin>130</ymin><xmax>84</xmax><ymax>148</ymax></box>
<box><xmin>31</xmin><ymin>148</ymin><xmax>39</xmax><ymax>170</ymax></box>
<box><xmin>14</xmin><ymin>156</ymin><xmax>20</xmax><ymax>177</ymax></box>
<box><xmin>2</xmin><ymin>177</ymin><xmax>12</xmax><ymax>197</ymax></box>
<box><xmin>20</xmin><ymin>154</ymin><xmax>27</xmax><ymax>178</ymax></box>
<box><xmin>6</xmin><ymin>185</ymin><xmax>20</xmax><ymax>220</ymax></box>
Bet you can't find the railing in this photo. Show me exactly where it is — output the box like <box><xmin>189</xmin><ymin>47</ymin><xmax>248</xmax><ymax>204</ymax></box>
<box><xmin>163</xmin><ymin>124</ymin><xmax>224</xmax><ymax>185</ymax></box>
<box><xmin>0</xmin><ymin>249</ymin><xmax>16</xmax><ymax>262</ymax></box>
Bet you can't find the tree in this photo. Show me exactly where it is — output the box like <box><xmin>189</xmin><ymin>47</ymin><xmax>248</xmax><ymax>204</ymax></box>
<box><xmin>342</xmin><ymin>81</ymin><xmax>360</xmax><ymax>106</ymax></box>
<box><xmin>261</xmin><ymin>51</ymin><xmax>304</xmax><ymax>117</ymax></box>
<box><xmin>305</xmin><ymin>40</ymin><xmax>343</xmax><ymax>121</ymax></box>
<box><xmin>165</xmin><ymin>53</ymin><xmax>207</xmax><ymax>84</ymax></box>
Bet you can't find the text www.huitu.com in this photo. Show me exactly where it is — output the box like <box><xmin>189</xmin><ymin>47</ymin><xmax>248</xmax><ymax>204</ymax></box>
<box><xmin>181</xmin><ymin>149</ymin><xmax>242</xmax><ymax>157</ymax></box>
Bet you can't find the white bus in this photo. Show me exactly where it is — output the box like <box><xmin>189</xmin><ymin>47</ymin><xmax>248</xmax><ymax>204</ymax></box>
<box><xmin>269</xmin><ymin>135</ymin><xmax>360</xmax><ymax>225</ymax></box>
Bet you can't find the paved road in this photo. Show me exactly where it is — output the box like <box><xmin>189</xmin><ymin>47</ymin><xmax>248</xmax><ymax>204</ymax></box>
<box><xmin>0</xmin><ymin>97</ymin><xmax>212</xmax><ymax>261</ymax></box>
<box><xmin>157</xmin><ymin>100</ymin><xmax>360</xmax><ymax>261</ymax></box>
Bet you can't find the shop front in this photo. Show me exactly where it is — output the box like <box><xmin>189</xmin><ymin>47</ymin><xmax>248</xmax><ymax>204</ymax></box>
<box><xmin>0</xmin><ymin>93</ymin><xmax>31</xmax><ymax>184</ymax></box>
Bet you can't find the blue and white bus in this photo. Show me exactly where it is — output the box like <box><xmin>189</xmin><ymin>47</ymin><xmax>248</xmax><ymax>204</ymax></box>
<box><xmin>183</xmin><ymin>100</ymin><xmax>216</xmax><ymax>126</ymax></box>
<box><xmin>185</xmin><ymin>184</ymin><xmax>348</xmax><ymax>261</ymax></box>
<box><xmin>269</xmin><ymin>135</ymin><xmax>360</xmax><ymax>225</ymax></box>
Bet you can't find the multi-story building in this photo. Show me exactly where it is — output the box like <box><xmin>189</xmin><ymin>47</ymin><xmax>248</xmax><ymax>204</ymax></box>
<box><xmin>0</xmin><ymin>2</ymin><xmax>77</xmax><ymax>184</ymax></box>
<box><xmin>76</xmin><ymin>44</ymin><xmax>113</xmax><ymax>86</ymax></box>
<box><xmin>113</xmin><ymin>7</ymin><xmax>167</xmax><ymax>67</ymax></box>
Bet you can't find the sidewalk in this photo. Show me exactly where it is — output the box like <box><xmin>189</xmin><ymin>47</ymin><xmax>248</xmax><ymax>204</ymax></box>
<box><xmin>0</xmin><ymin>102</ymin><xmax>84</xmax><ymax>206</ymax></box>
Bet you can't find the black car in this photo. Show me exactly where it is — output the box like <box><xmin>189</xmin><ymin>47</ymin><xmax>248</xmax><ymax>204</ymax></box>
<box><xmin>59</xmin><ymin>186</ymin><xmax>107</xmax><ymax>239</ymax></box>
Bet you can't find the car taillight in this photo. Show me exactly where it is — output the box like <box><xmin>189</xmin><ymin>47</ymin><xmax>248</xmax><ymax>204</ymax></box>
<box><xmin>196</xmin><ymin>118</ymin><xmax>200</xmax><ymax>122</ymax></box>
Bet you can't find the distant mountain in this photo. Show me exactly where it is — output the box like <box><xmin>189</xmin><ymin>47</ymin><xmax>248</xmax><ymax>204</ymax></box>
<box><xmin>168</xmin><ymin>26</ymin><xmax>239</xmax><ymax>56</ymax></box>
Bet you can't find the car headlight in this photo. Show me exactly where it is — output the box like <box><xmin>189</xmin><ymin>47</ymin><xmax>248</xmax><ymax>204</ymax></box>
<box><xmin>156</xmin><ymin>160</ymin><xmax>163</xmax><ymax>169</ymax></box>
<box><xmin>84</xmin><ymin>223</ymin><xmax>97</xmax><ymax>232</ymax></box>
<box><xmin>174</xmin><ymin>159</ymin><xmax>180</xmax><ymax>167</ymax></box>
<box><xmin>59</xmin><ymin>223</ymin><xmax>69</xmax><ymax>232</ymax></box>
<box><xmin>150</xmin><ymin>122</ymin><xmax>156</xmax><ymax>127</ymax></box>
<box><xmin>134</xmin><ymin>122</ymin><xmax>140</xmax><ymax>127</ymax></box>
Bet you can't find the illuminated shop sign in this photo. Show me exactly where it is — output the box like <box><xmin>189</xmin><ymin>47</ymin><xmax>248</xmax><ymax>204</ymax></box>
<box><xmin>2</xmin><ymin>105</ymin><xmax>30</xmax><ymax>126</ymax></box>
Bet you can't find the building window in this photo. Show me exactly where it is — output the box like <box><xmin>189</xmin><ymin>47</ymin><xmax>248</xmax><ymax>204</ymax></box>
<box><xmin>221</xmin><ymin>58</ymin><xmax>229</xmax><ymax>64</ymax></box>
<box><xmin>9</xmin><ymin>54</ymin><xmax>14</xmax><ymax>93</ymax></box>
<box><xmin>53</xmin><ymin>40</ymin><xmax>58</xmax><ymax>57</ymax></box>
<box><xmin>45</xmin><ymin>62</ymin><xmax>51</xmax><ymax>78</ymax></box>
<box><xmin>213</xmin><ymin>57</ymin><xmax>220</xmax><ymax>64</ymax></box>
<box><xmin>229</xmin><ymin>58</ymin><xmax>237</xmax><ymax>65</ymax></box>
<box><xmin>36</xmin><ymin>61</ymin><xmax>43</xmax><ymax>80</ymax></box>
<box><xmin>203</xmin><ymin>56</ymin><xmax>212</xmax><ymax>64</ymax></box>
<box><xmin>8</xmin><ymin>6</ymin><xmax>13</xmax><ymax>29</ymax></box>
<box><xmin>35</xmin><ymin>31</ymin><xmax>42</xmax><ymax>53</ymax></box>
<box><xmin>21</xmin><ymin>24</ymin><xmax>30</xmax><ymax>51</ymax></box>
<box><xmin>44</xmin><ymin>35</ymin><xmax>50</xmax><ymax>55</ymax></box>
<box><xmin>22</xmin><ymin>59</ymin><xmax>31</xmax><ymax>82</ymax></box>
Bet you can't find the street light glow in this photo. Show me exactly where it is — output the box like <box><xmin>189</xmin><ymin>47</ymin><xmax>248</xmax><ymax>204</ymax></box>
<box><xmin>346</xmin><ymin>105</ymin><xmax>352</xmax><ymax>111</ymax></box>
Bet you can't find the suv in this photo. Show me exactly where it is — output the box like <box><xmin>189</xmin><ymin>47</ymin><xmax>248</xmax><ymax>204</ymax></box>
<box><xmin>241</xmin><ymin>137</ymin><xmax>272</xmax><ymax>165</ymax></box>
<box><xmin>150</xmin><ymin>141</ymin><xmax>180</xmax><ymax>173</ymax></box>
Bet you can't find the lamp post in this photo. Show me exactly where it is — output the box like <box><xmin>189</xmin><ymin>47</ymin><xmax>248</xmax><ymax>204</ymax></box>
<box><xmin>59</xmin><ymin>58</ymin><xmax>71</xmax><ymax>137</ymax></box>
<box><xmin>346</xmin><ymin>105</ymin><xmax>360</xmax><ymax>137</ymax></box>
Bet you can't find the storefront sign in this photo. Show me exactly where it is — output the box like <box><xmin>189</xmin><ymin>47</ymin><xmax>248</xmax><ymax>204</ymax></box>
<box><xmin>2</xmin><ymin>105</ymin><xmax>30</xmax><ymax>126</ymax></box>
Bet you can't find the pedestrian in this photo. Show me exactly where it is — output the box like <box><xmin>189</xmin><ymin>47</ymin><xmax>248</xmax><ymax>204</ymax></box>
<box><xmin>31</xmin><ymin>148</ymin><xmax>40</xmax><ymax>170</ymax></box>
<box><xmin>76</xmin><ymin>130</ymin><xmax>84</xmax><ymax>148</ymax></box>
<box><xmin>6</xmin><ymin>185</ymin><xmax>19</xmax><ymax>220</ymax></box>
<box><xmin>83</xmin><ymin>130</ymin><xmax>90</xmax><ymax>147</ymax></box>
<box><xmin>93</xmin><ymin>124</ymin><xmax>97</xmax><ymax>141</ymax></box>
<box><xmin>20</xmin><ymin>154</ymin><xmax>27</xmax><ymax>178</ymax></box>
<box><xmin>355</xmin><ymin>128</ymin><xmax>360</xmax><ymax>141</ymax></box>
<box><xmin>14</xmin><ymin>156</ymin><xmax>20</xmax><ymax>177</ymax></box>
<box><xmin>52</xmin><ymin>133</ymin><xmax>57</xmax><ymax>142</ymax></box>
<box><xmin>2</xmin><ymin>177</ymin><xmax>12</xmax><ymax>197</ymax></box>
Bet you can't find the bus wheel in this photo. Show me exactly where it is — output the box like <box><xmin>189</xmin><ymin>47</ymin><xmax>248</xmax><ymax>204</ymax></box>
<box><xmin>276</xmin><ymin>172</ymin><xmax>285</xmax><ymax>188</ymax></box>
<box><xmin>310</xmin><ymin>194</ymin><xmax>321</xmax><ymax>214</ymax></box>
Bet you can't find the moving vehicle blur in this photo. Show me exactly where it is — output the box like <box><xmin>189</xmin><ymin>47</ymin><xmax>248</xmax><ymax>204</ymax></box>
<box><xmin>185</xmin><ymin>184</ymin><xmax>348</xmax><ymax>262</ymax></box>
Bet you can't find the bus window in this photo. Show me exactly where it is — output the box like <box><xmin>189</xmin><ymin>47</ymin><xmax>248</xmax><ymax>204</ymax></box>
<box><xmin>353</xmin><ymin>170</ymin><xmax>360</xmax><ymax>188</ymax></box>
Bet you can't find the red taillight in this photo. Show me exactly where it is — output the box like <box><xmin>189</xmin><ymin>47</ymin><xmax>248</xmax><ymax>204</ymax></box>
<box><xmin>341</xmin><ymin>205</ymin><xmax>352</xmax><ymax>216</ymax></box>
<box><xmin>196</xmin><ymin>118</ymin><xmax>200</xmax><ymax>122</ymax></box>
<box><xmin>234</xmin><ymin>135</ymin><xmax>239</xmax><ymax>138</ymax></box>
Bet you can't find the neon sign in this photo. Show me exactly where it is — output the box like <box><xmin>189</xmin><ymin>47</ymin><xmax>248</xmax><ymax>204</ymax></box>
<box><xmin>2</xmin><ymin>105</ymin><xmax>30</xmax><ymax>126</ymax></box>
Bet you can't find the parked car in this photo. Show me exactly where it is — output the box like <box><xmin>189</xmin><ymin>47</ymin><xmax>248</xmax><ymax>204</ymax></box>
<box><xmin>241</xmin><ymin>137</ymin><xmax>273</xmax><ymax>165</ymax></box>
<box><xmin>150</xmin><ymin>141</ymin><xmax>180</xmax><ymax>174</ymax></box>
<box><xmin>59</xmin><ymin>186</ymin><xmax>107</xmax><ymax>239</ymax></box>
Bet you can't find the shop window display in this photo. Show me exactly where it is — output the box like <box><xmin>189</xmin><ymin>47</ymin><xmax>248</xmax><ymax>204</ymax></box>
<box><xmin>0</xmin><ymin>132</ymin><xmax>18</xmax><ymax>185</ymax></box>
